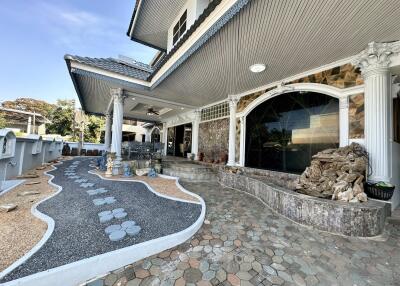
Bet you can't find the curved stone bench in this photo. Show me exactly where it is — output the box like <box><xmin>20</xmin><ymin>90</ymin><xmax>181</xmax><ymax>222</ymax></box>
<box><xmin>219</xmin><ymin>171</ymin><xmax>391</xmax><ymax>237</ymax></box>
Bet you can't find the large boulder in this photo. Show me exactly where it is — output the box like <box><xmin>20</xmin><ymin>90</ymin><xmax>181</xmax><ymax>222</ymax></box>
<box><xmin>295</xmin><ymin>143</ymin><xmax>368</xmax><ymax>202</ymax></box>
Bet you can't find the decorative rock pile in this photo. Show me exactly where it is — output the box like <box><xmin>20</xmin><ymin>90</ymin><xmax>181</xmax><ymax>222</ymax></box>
<box><xmin>296</xmin><ymin>143</ymin><xmax>369</xmax><ymax>203</ymax></box>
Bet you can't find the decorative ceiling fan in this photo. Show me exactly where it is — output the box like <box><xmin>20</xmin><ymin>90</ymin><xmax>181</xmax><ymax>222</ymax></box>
<box><xmin>146</xmin><ymin>107</ymin><xmax>159</xmax><ymax>116</ymax></box>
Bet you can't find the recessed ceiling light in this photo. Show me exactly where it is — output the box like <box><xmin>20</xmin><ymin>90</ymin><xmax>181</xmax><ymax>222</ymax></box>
<box><xmin>249</xmin><ymin>63</ymin><xmax>266</xmax><ymax>73</ymax></box>
<box><xmin>132</xmin><ymin>97</ymin><xmax>136</xmax><ymax>100</ymax></box>
<box><xmin>180</xmin><ymin>107</ymin><xmax>184</xmax><ymax>110</ymax></box>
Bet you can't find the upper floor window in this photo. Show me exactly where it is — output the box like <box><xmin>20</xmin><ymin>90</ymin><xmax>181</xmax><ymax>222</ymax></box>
<box><xmin>173</xmin><ymin>10</ymin><xmax>187</xmax><ymax>46</ymax></box>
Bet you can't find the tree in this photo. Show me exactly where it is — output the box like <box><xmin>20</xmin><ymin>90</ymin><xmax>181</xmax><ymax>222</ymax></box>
<box><xmin>46</xmin><ymin>100</ymin><xmax>75</xmax><ymax>137</ymax></box>
<box><xmin>0</xmin><ymin>112</ymin><xmax>6</xmax><ymax>128</ymax></box>
<box><xmin>2</xmin><ymin>98</ymin><xmax>55</xmax><ymax>118</ymax></box>
<box><xmin>84</xmin><ymin>115</ymin><xmax>105</xmax><ymax>143</ymax></box>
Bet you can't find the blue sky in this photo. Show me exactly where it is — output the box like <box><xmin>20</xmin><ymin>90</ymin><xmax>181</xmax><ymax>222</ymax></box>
<box><xmin>0</xmin><ymin>0</ymin><xmax>157</xmax><ymax>105</ymax></box>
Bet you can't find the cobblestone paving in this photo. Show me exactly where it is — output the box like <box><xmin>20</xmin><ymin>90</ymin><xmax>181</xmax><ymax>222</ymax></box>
<box><xmin>89</xmin><ymin>181</ymin><xmax>400</xmax><ymax>286</ymax></box>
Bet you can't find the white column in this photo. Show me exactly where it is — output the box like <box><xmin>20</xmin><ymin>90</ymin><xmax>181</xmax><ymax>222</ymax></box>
<box><xmin>192</xmin><ymin>109</ymin><xmax>201</xmax><ymax>160</ymax></box>
<box><xmin>353</xmin><ymin>41</ymin><xmax>400</xmax><ymax>182</ymax></box>
<box><xmin>104</xmin><ymin>112</ymin><xmax>112</xmax><ymax>152</ymax></box>
<box><xmin>239</xmin><ymin>115</ymin><xmax>246</xmax><ymax>166</ymax></box>
<box><xmin>162</xmin><ymin>123</ymin><xmax>168</xmax><ymax>156</ymax></box>
<box><xmin>27</xmin><ymin>116</ymin><xmax>32</xmax><ymax>134</ymax></box>
<box><xmin>339</xmin><ymin>97</ymin><xmax>349</xmax><ymax>147</ymax></box>
<box><xmin>145</xmin><ymin>130</ymin><xmax>151</xmax><ymax>142</ymax></box>
<box><xmin>227</xmin><ymin>96</ymin><xmax>239</xmax><ymax>166</ymax></box>
<box><xmin>110</xmin><ymin>88</ymin><xmax>124</xmax><ymax>175</ymax></box>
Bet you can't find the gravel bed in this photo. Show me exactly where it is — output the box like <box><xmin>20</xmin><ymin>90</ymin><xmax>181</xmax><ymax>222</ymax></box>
<box><xmin>1</xmin><ymin>158</ymin><xmax>201</xmax><ymax>283</ymax></box>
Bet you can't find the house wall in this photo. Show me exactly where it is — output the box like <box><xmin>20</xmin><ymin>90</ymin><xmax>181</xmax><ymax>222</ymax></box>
<box><xmin>198</xmin><ymin>118</ymin><xmax>229</xmax><ymax>162</ymax></box>
<box><xmin>167</xmin><ymin>0</ymin><xmax>209</xmax><ymax>52</ymax></box>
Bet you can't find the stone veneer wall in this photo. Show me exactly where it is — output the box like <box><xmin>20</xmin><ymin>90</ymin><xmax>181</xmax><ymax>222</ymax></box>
<box><xmin>198</xmin><ymin>118</ymin><xmax>229</xmax><ymax>163</ymax></box>
<box><xmin>237</xmin><ymin>63</ymin><xmax>363</xmax><ymax>113</ymax></box>
<box><xmin>218</xmin><ymin>170</ymin><xmax>390</xmax><ymax>237</ymax></box>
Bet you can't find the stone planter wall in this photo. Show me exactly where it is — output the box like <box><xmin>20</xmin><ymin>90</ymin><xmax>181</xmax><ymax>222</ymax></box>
<box><xmin>219</xmin><ymin>171</ymin><xmax>390</xmax><ymax>237</ymax></box>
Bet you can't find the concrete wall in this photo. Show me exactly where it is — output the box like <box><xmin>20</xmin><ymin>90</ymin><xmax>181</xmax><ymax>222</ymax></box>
<box><xmin>0</xmin><ymin>137</ymin><xmax>62</xmax><ymax>181</ymax></box>
<box><xmin>65</xmin><ymin>142</ymin><xmax>105</xmax><ymax>151</ymax></box>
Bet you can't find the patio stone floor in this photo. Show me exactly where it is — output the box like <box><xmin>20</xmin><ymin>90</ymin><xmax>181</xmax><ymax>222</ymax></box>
<box><xmin>89</xmin><ymin>181</ymin><xmax>400</xmax><ymax>286</ymax></box>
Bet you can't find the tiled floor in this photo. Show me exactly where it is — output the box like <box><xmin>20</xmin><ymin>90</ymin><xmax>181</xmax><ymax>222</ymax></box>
<box><xmin>89</xmin><ymin>181</ymin><xmax>400</xmax><ymax>286</ymax></box>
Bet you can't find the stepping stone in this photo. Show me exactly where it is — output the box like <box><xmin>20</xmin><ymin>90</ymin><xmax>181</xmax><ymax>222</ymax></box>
<box><xmin>18</xmin><ymin>190</ymin><xmax>40</xmax><ymax>197</ymax></box>
<box><xmin>100</xmin><ymin>213</ymin><xmax>114</xmax><ymax>223</ymax></box>
<box><xmin>80</xmin><ymin>183</ymin><xmax>94</xmax><ymax>188</ymax></box>
<box><xmin>114</xmin><ymin>212</ymin><xmax>128</xmax><ymax>219</ymax></box>
<box><xmin>87</xmin><ymin>188</ymin><xmax>108</xmax><ymax>196</ymax></box>
<box><xmin>126</xmin><ymin>225</ymin><xmax>141</xmax><ymax>236</ymax></box>
<box><xmin>25</xmin><ymin>181</ymin><xmax>40</xmax><ymax>186</ymax></box>
<box><xmin>121</xmin><ymin>221</ymin><xmax>136</xmax><ymax>229</ymax></box>
<box><xmin>105</xmin><ymin>224</ymin><xmax>122</xmax><ymax>234</ymax></box>
<box><xmin>0</xmin><ymin>203</ymin><xmax>17</xmax><ymax>212</ymax></box>
<box><xmin>36</xmin><ymin>166</ymin><xmax>46</xmax><ymax>170</ymax></box>
<box><xmin>93</xmin><ymin>197</ymin><xmax>116</xmax><ymax>206</ymax></box>
<box><xmin>98</xmin><ymin>210</ymin><xmax>112</xmax><ymax>217</ymax></box>
<box><xmin>75</xmin><ymin>179</ymin><xmax>88</xmax><ymax>183</ymax></box>
<box><xmin>104</xmin><ymin>197</ymin><xmax>116</xmax><ymax>204</ymax></box>
<box><xmin>93</xmin><ymin>199</ymin><xmax>106</xmax><ymax>206</ymax></box>
<box><xmin>109</xmin><ymin>230</ymin><xmax>126</xmax><ymax>241</ymax></box>
<box><xmin>69</xmin><ymin>176</ymin><xmax>80</xmax><ymax>179</ymax></box>
<box><xmin>112</xmin><ymin>208</ymin><xmax>125</xmax><ymax>214</ymax></box>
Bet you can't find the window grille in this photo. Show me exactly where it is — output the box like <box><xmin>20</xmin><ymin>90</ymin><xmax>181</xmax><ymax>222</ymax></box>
<box><xmin>201</xmin><ymin>102</ymin><xmax>229</xmax><ymax>121</ymax></box>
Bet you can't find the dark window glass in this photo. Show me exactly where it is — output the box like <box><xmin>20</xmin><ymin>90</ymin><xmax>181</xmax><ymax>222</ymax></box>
<box><xmin>245</xmin><ymin>92</ymin><xmax>339</xmax><ymax>173</ymax></box>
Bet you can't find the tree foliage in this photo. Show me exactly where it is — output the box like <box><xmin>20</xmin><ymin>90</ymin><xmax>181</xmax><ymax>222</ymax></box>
<box><xmin>46</xmin><ymin>100</ymin><xmax>75</xmax><ymax>137</ymax></box>
<box><xmin>84</xmin><ymin>115</ymin><xmax>105</xmax><ymax>143</ymax></box>
<box><xmin>0</xmin><ymin>112</ymin><xmax>6</xmax><ymax>129</ymax></box>
<box><xmin>2</xmin><ymin>98</ymin><xmax>55</xmax><ymax>118</ymax></box>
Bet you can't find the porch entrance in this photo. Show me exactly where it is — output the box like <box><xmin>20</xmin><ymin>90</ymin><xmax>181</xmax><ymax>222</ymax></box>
<box><xmin>167</xmin><ymin>123</ymin><xmax>192</xmax><ymax>157</ymax></box>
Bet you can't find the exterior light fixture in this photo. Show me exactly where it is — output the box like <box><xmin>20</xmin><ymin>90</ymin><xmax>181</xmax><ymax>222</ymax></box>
<box><xmin>249</xmin><ymin>63</ymin><xmax>266</xmax><ymax>73</ymax></box>
<box><xmin>180</xmin><ymin>107</ymin><xmax>184</xmax><ymax>110</ymax></box>
<box><xmin>132</xmin><ymin>98</ymin><xmax>136</xmax><ymax>100</ymax></box>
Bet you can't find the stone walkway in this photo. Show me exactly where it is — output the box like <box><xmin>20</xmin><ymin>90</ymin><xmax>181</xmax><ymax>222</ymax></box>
<box><xmin>89</xmin><ymin>181</ymin><xmax>400</xmax><ymax>286</ymax></box>
<box><xmin>0</xmin><ymin>159</ymin><xmax>201</xmax><ymax>283</ymax></box>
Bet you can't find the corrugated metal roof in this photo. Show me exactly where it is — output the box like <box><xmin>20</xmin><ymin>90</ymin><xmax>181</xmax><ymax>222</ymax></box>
<box><xmin>64</xmin><ymin>55</ymin><xmax>153</xmax><ymax>81</ymax></box>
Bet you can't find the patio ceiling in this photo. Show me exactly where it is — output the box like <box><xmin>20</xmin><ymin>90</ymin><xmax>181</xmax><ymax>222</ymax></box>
<box><xmin>68</xmin><ymin>0</ymin><xmax>400</xmax><ymax>122</ymax></box>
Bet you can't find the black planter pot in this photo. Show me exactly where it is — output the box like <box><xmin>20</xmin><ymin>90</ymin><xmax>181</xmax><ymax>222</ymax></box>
<box><xmin>364</xmin><ymin>182</ymin><xmax>395</xmax><ymax>200</ymax></box>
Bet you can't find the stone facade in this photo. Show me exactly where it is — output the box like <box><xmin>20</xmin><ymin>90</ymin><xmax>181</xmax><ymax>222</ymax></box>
<box><xmin>198</xmin><ymin>118</ymin><xmax>229</xmax><ymax>163</ymax></box>
<box><xmin>219</xmin><ymin>170</ymin><xmax>390</xmax><ymax>237</ymax></box>
<box><xmin>237</xmin><ymin>63</ymin><xmax>363</xmax><ymax>113</ymax></box>
<box><xmin>349</xmin><ymin>93</ymin><xmax>365</xmax><ymax>139</ymax></box>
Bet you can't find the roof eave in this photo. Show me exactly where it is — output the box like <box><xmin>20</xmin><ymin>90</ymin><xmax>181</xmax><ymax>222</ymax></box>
<box><xmin>127</xmin><ymin>0</ymin><xmax>167</xmax><ymax>52</ymax></box>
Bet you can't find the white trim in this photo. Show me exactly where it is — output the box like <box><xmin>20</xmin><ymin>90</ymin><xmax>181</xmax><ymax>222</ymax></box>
<box><xmin>70</xmin><ymin>62</ymin><xmax>151</xmax><ymax>87</ymax></box>
<box><xmin>239</xmin><ymin>116</ymin><xmax>246</xmax><ymax>167</ymax></box>
<box><xmin>1</xmin><ymin>165</ymin><xmax>205</xmax><ymax>286</ymax></box>
<box><xmin>238</xmin><ymin>83</ymin><xmax>354</xmax><ymax>117</ymax></box>
<box><xmin>200</xmin><ymin>115</ymin><xmax>230</xmax><ymax>124</ymax></box>
<box><xmin>17</xmin><ymin>142</ymin><xmax>26</xmax><ymax>176</ymax></box>
<box><xmin>0</xmin><ymin>161</ymin><xmax>65</xmax><ymax>281</ymax></box>
<box><xmin>128</xmin><ymin>0</ymin><xmax>144</xmax><ymax>38</ymax></box>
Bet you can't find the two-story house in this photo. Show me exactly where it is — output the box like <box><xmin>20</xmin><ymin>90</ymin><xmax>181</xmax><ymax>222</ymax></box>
<box><xmin>65</xmin><ymin>0</ymin><xmax>400</xmax><ymax>209</ymax></box>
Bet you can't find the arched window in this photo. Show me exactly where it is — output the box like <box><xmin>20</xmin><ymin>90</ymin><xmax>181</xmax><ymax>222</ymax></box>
<box><xmin>245</xmin><ymin>91</ymin><xmax>339</xmax><ymax>173</ymax></box>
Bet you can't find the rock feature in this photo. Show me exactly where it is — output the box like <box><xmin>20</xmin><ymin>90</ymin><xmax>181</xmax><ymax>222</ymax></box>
<box><xmin>296</xmin><ymin>143</ymin><xmax>368</xmax><ymax>202</ymax></box>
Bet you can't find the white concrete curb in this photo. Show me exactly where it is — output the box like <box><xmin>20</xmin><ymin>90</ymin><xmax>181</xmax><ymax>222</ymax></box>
<box><xmin>0</xmin><ymin>162</ymin><xmax>205</xmax><ymax>286</ymax></box>
<box><xmin>0</xmin><ymin>161</ymin><xmax>65</xmax><ymax>283</ymax></box>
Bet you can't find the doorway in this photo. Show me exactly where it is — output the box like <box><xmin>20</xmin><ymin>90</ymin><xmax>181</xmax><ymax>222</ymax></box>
<box><xmin>167</xmin><ymin>123</ymin><xmax>192</xmax><ymax>157</ymax></box>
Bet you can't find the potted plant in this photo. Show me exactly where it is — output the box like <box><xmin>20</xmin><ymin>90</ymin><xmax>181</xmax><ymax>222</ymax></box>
<box><xmin>364</xmin><ymin>181</ymin><xmax>395</xmax><ymax>200</ymax></box>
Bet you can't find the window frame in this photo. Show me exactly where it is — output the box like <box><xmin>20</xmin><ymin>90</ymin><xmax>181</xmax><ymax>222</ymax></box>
<box><xmin>172</xmin><ymin>10</ymin><xmax>187</xmax><ymax>46</ymax></box>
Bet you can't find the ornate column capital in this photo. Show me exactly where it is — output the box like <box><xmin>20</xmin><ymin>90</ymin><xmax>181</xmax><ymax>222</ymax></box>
<box><xmin>105</xmin><ymin>112</ymin><xmax>112</xmax><ymax>119</ymax></box>
<box><xmin>228</xmin><ymin>95</ymin><xmax>240</xmax><ymax>109</ymax></box>
<box><xmin>110</xmin><ymin>88</ymin><xmax>124</xmax><ymax>103</ymax></box>
<box><xmin>352</xmin><ymin>41</ymin><xmax>400</xmax><ymax>77</ymax></box>
<box><xmin>194</xmin><ymin>109</ymin><xmax>202</xmax><ymax>121</ymax></box>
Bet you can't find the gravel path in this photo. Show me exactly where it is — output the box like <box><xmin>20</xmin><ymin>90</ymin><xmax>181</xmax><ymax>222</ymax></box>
<box><xmin>1</xmin><ymin>158</ymin><xmax>201</xmax><ymax>283</ymax></box>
